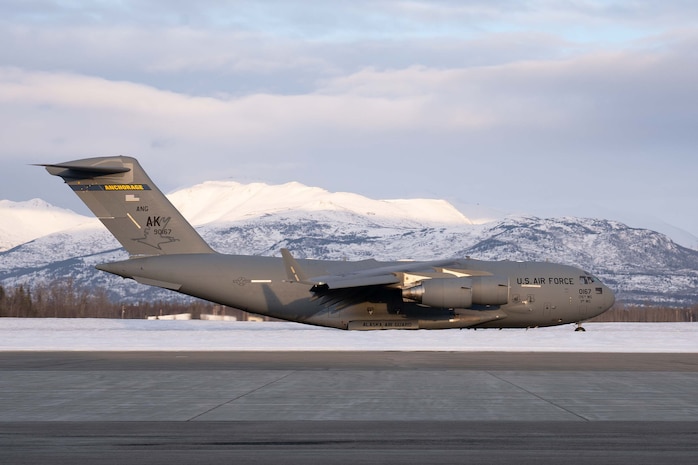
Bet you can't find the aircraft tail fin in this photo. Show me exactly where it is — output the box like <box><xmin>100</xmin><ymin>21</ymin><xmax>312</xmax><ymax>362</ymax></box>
<box><xmin>43</xmin><ymin>156</ymin><xmax>215</xmax><ymax>256</ymax></box>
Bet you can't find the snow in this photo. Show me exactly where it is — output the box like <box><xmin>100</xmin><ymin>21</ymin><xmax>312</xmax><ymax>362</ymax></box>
<box><xmin>3</xmin><ymin>178</ymin><xmax>697</xmax><ymax>256</ymax></box>
<box><xmin>167</xmin><ymin>180</ymin><xmax>474</xmax><ymax>227</ymax></box>
<box><xmin>0</xmin><ymin>319</ymin><xmax>696</xmax><ymax>352</ymax></box>
<box><xmin>0</xmin><ymin>199</ymin><xmax>93</xmax><ymax>251</ymax></box>
<box><xmin>0</xmin><ymin>180</ymin><xmax>476</xmax><ymax>253</ymax></box>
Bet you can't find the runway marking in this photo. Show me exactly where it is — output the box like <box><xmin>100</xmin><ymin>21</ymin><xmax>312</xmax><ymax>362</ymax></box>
<box><xmin>186</xmin><ymin>371</ymin><xmax>295</xmax><ymax>422</ymax></box>
<box><xmin>487</xmin><ymin>371</ymin><xmax>591</xmax><ymax>422</ymax></box>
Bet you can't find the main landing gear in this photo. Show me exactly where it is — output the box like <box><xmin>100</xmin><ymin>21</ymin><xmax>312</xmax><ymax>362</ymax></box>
<box><xmin>574</xmin><ymin>322</ymin><xmax>586</xmax><ymax>332</ymax></box>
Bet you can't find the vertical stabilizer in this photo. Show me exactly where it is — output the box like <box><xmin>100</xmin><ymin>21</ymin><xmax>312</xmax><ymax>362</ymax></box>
<box><xmin>43</xmin><ymin>156</ymin><xmax>215</xmax><ymax>256</ymax></box>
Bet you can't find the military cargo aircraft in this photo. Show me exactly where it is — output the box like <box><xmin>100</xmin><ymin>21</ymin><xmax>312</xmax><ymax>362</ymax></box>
<box><xmin>43</xmin><ymin>156</ymin><xmax>614</xmax><ymax>330</ymax></box>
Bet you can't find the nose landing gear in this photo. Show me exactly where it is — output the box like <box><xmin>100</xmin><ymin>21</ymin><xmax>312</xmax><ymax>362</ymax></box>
<box><xmin>574</xmin><ymin>322</ymin><xmax>586</xmax><ymax>332</ymax></box>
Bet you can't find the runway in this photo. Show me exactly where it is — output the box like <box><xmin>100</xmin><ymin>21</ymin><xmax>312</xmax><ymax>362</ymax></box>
<box><xmin>2</xmin><ymin>351</ymin><xmax>698</xmax><ymax>464</ymax></box>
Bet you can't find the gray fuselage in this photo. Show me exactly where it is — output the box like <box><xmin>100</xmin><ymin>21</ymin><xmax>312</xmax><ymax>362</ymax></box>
<box><xmin>99</xmin><ymin>254</ymin><xmax>615</xmax><ymax>330</ymax></box>
<box><xmin>44</xmin><ymin>156</ymin><xmax>615</xmax><ymax>331</ymax></box>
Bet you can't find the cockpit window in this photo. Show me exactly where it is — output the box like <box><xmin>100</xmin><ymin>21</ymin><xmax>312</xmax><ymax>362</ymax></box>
<box><xmin>580</xmin><ymin>275</ymin><xmax>595</xmax><ymax>285</ymax></box>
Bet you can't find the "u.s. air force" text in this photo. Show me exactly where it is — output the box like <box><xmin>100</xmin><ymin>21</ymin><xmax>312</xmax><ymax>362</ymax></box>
<box><xmin>516</xmin><ymin>277</ymin><xmax>575</xmax><ymax>285</ymax></box>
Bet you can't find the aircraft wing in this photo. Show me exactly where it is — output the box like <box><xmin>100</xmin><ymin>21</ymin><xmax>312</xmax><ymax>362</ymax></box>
<box><xmin>280</xmin><ymin>248</ymin><xmax>457</xmax><ymax>291</ymax></box>
<box><xmin>307</xmin><ymin>273</ymin><xmax>402</xmax><ymax>290</ymax></box>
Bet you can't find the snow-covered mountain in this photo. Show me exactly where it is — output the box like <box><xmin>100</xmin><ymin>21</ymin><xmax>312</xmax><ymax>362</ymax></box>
<box><xmin>2</xmin><ymin>180</ymin><xmax>698</xmax><ymax>305</ymax></box>
<box><xmin>168</xmin><ymin>180</ymin><xmax>475</xmax><ymax>227</ymax></box>
<box><xmin>0</xmin><ymin>199</ymin><xmax>94</xmax><ymax>252</ymax></box>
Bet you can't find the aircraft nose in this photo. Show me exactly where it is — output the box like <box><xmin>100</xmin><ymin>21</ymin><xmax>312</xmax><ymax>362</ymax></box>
<box><xmin>604</xmin><ymin>284</ymin><xmax>616</xmax><ymax>310</ymax></box>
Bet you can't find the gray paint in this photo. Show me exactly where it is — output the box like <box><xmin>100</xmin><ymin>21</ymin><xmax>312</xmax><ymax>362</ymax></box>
<box><xmin>46</xmin><ymin>156</ymin><xmax>615</xmax><ymax>329</ymax></box>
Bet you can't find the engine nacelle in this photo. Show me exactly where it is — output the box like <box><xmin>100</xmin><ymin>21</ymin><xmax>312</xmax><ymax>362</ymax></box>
<box><xmin>402</xmin><ymin>277</ymin><xmax>473</xmax><ymax>308</ymax></box>
<box><xmin>471</xmin><ymin>275</ymin><xmax>509</xmax><ymax>305</ymax></box>
<box><xmin>402</xmin><ymin>276</ymin><xmax>509</xmax><ymax>308</ymax></box>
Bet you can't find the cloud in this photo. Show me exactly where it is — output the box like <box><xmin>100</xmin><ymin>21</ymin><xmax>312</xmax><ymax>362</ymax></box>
<box><xmin>1</xmin><ymin>27</ymin><xmax>696</xmax><ymax>157</ymax></box>
<box><xmin>1</xmin><ymin>0</ymin><xmax>697</xmax><ymax>238</ymax></box>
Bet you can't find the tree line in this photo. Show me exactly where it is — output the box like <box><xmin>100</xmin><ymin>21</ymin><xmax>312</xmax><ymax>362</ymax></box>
<box><xmin>1</xmin><ymin>280</ymin><xmax>697</xmax><ymax>322</ymax></box>
<box><xmin>588</xmin><ymin>304</ymin><xmax>698</xmax><ymax>323</ymax></box>
<box><xmin>0</xmin><ymin>280</ymin><xmax>252</xmax><ymax>320</ymax></box>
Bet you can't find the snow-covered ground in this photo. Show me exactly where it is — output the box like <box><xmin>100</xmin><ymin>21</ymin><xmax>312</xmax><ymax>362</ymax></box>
<box><xmin>1</xmin><ymin>319</ymin><xmax>696</xmax><ymax>352</ymax></box>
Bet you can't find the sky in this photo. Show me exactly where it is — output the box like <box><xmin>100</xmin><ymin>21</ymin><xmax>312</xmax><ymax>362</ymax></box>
<box><xmin>1</xmin><ymin>1</ymin><xmax>697</xmax><ymax>242</ymax></box>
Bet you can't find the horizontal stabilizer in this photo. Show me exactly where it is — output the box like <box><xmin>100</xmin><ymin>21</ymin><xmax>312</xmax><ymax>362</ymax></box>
<box><xmin>40</xmin><ymin>162</ymin><xmax>132</xmax><ymax>181</ymax></box>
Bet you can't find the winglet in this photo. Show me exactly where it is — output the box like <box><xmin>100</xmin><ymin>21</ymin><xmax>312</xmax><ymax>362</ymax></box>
<box><xmin>281</xmin><ymin>248</ymin><xmax>309</xmax><ymax>283</ymax></box>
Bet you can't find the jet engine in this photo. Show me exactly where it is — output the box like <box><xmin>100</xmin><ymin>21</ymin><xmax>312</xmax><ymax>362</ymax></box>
<box><xmin>402</xmin><ymin>276</ymin><xmax>509</xmax><ymax>309</ymax></box>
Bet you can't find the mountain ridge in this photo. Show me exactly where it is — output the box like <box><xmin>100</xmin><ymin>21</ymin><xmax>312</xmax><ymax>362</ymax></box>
<box><xmin>2</xmin><ymin>180</ymin><xmax>698</xmax><ymax>306</ymax></box>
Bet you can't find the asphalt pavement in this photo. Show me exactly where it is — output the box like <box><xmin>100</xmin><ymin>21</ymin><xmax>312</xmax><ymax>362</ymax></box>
<box><xmin>1</xmin><ymin>351</ymin><xmax>697</xmax><ymax>464</ymax></box>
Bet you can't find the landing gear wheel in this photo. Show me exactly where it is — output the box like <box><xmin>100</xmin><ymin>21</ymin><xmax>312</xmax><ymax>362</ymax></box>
<box><xmin>574</xmin><ymin>323</ymin><xmax>586</xmax><ymax>332</ymax></box>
